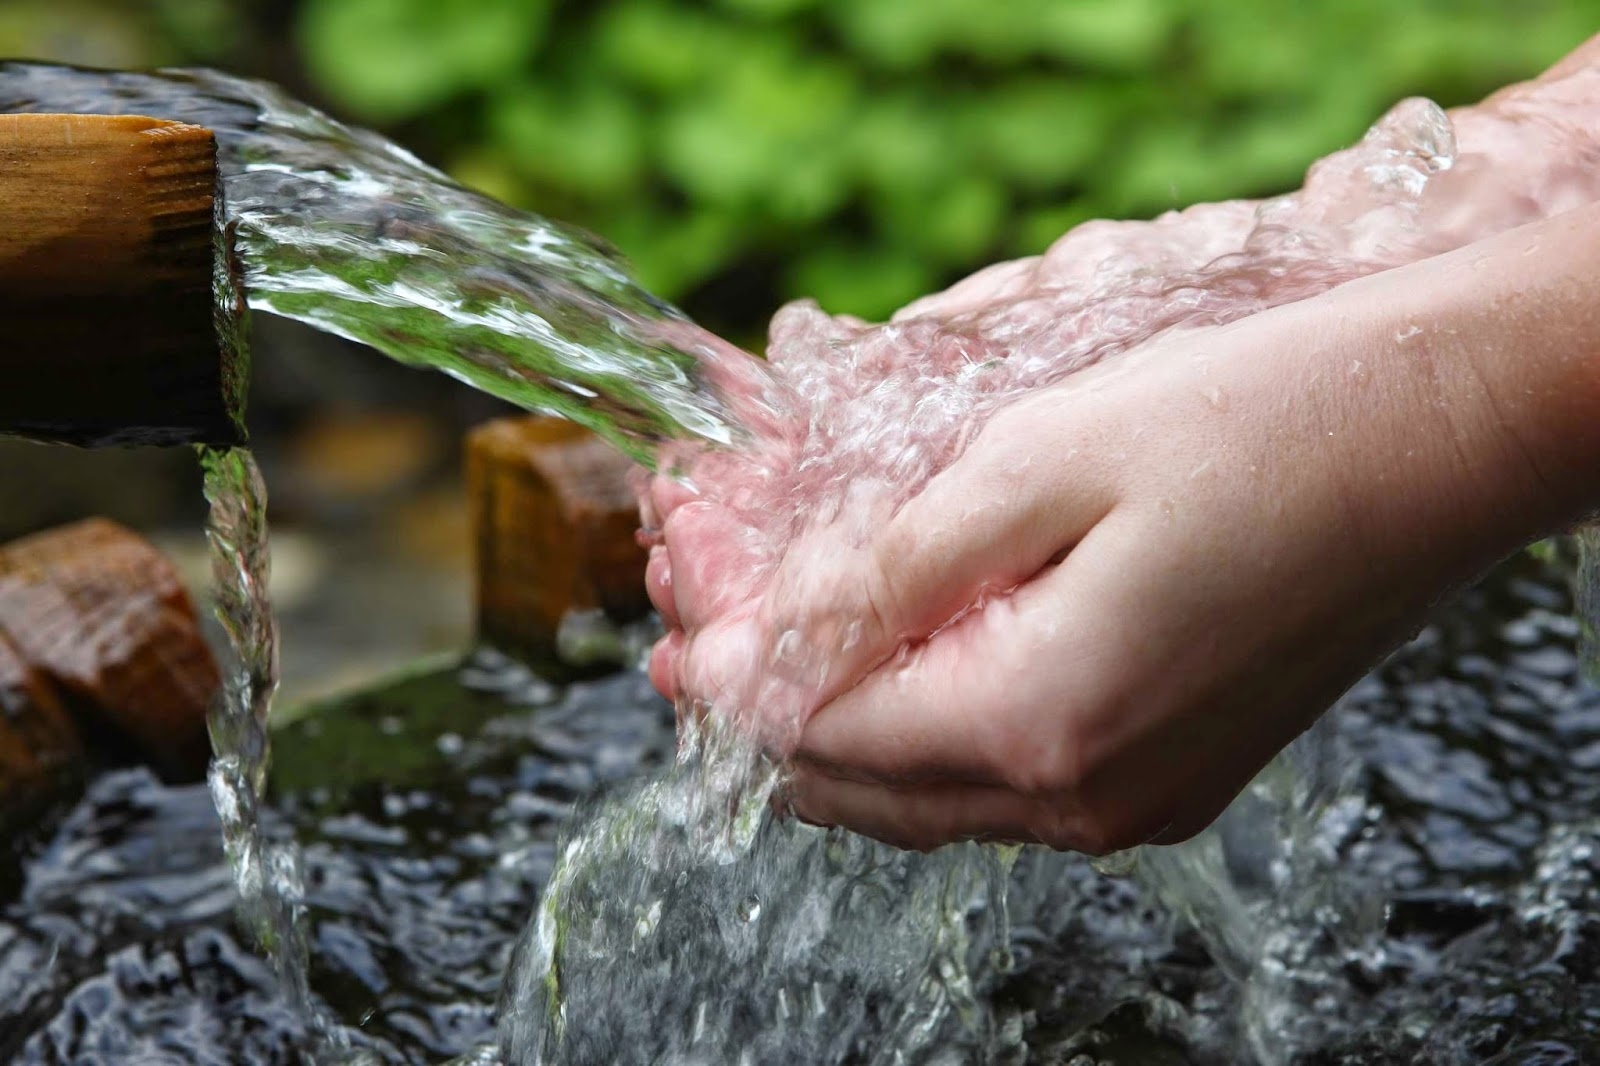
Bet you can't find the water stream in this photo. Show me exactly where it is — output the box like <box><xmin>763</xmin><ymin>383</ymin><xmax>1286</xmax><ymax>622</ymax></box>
<box><xmin>7</xmin><ymin>57</ymin><xmax>1600</xmax><ymax>1066</ymax></box>
<box><xmin>0</xmin><ymin>60</ymin><xmax>773</xmax><ymax>463</ymax></box>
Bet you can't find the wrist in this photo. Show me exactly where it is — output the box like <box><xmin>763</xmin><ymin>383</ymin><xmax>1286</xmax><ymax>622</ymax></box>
<box><xmin>1370</xmin><ymin>203</ymin><xmax>1600</xmax><ymax>547</ymax></box>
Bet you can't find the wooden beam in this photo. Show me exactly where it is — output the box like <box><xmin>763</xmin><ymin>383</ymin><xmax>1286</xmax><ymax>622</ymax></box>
<box><xmin>468</xmin><ymin>417</ymin><xmax>650</xmax><ymax>668</ymax></box>
<box><xmin>0</xmin><ymin>113</ymin><xmax>244</xmax><ymax>447</ymax></box>
<box><xmin>0</xmin><ymin>518</ymin><xmax>219</xmax><ymax>781</ymax></box>
<box><xmin>0</xmin><ymin>627</ymin><xmax>82</xmax><ymax>818</ymax></box>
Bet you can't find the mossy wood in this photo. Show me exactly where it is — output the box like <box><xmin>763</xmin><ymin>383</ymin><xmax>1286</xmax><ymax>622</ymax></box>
<box><xmin>0</xmin><ymin>113</ymin><xmax>244</xmax><ymax>446</ymax></box>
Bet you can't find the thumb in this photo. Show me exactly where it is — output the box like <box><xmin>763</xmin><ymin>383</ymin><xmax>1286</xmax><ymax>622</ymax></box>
<box><xmin>759</xmin><ymin>401</ymin><xmax>1118</xmax><ymax>719</ymax></box>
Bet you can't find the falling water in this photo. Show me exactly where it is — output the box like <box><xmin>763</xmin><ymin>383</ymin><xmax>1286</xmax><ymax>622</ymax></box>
<box><xmin>497</xmin><ymin>716</ymin><xmax>1016</xmax><ymax>1066</ymax></box>
<box><xmin>0</xmin><ymin>60</ymin><xmax>776</xmax><ymax>464</ymax></box>
<box><xmin>0</xmin><ymin>60</ymin><xmax>1003</xmax><ymax>1065</ymax></box>
<box><xmin>197</xmin><ymin>448</ymin><xmax>313</xmax><ymax>1023</ymax></box>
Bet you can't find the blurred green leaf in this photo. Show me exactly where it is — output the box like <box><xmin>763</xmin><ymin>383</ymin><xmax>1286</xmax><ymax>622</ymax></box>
<box><xmin>150</xmin><ymin>0</ymin><xmax>239</xmax><ymax>60</ymax></box>
<box><xmin>789</xmin><ymin>244</ymin><xmax>935</xmax><ymax>320</ymax></box>
<box><xmin>658</xmin><ymin>39</ymin><xmax>856</xmax><ymax>219</ymax></box>
<box><xmin>594</xmin><ymin>2</ymin><xmax>744</xmax><ymax>95</ymax></box>
<box><xmin>849</xmin><ymin>93</ymin><xmax>957</xmax><ymax>192</ymax></box>
<box><xmin>1031</xmin><ymin>0</ymin><xmax>1171</xmax><ymax>70</ymax></box>
<box><xmin>492</xmin><ymin>80</ymin><xmax>644</xmax><ymax>198</ymax></box>
<box><xmin>714</xmin><ymin>0</ymin><xmax>823</xmax><ymax>19</ymax></box>
<box><xmin>298</xmin><ymin>0</ymin><xmax>549</xmax><ymax>121</ymax></box>
<box><xmin>876</xmin><ymin>176</ymin><xmax>1008</xmax><ymax>264</ymax></box>
<box><xmin>272</xmin><ymin>0</ymin><xmax>1600</xmax><ymax>334</ymax></box>
<box><xmin>967</xmin><ymin>78</ymin><xmax>1118</xmax><ymax>190</ymax></box>
<box><xmin>603</xmin><ymin>207</ymin><xmax>743</xmax><ymax>299</ymax></box>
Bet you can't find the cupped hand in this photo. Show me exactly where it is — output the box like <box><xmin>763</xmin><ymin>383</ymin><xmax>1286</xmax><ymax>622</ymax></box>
<box><xmin>645</xmin><ymin>202</ymin><xmax>1600</xmax><ymax>853</ymax></box>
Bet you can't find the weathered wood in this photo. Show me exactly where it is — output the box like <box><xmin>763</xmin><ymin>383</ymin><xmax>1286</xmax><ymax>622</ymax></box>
<box><xmin>0</xmin><ymin>113</ymin><xmax>244</xmax><ymax>447</ymax></box>
<box><xmin>468</xmin><ymin>417</ymin><xmax>650</xmax><ymax>666</ymax></box>
<box><xmin>0</xmin><ymin>518</ymin><xmax>219</xmax><ymax>780</ymax></box>
<box><xmin>0</xmin><ymin>628</ymin><xmax>82</xmax><ymax>811</ymax></box>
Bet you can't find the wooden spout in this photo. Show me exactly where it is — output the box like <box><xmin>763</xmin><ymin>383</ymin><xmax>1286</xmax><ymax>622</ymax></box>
<box><xmin>0</xmin><ymin>113</ymin><xmax>244</xmax><ymax>447</ymax></box>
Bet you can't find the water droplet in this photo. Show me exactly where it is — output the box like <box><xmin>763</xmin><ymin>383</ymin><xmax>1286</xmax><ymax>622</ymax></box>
<box><xmin>770</xmin><ymin>628</ymin><xmax>804</xmax><ymax>667</ymax></box>
<box><xmin>1091</xmin><ymin>848</ymin><xmax>1141</xmax><ymax>877</ymax></box>
<box><xmin>738</xmin><ymin>895</ymin><xmax>762</xmax><ymax>923</ymax></box>
<box><xmin>1202</xmin><ymin>385</ymin><xmax>1228</xmax><ymax>410</ymax></box>
<box><xmin>840</xmin><ymin>619</ymin><xmax>863</xmax><ymax>652</ymax></box>
<box><xmin>1394</xmin><ymin>324</ymin><xmax>1422</xmax><ymax>343</ymax></box>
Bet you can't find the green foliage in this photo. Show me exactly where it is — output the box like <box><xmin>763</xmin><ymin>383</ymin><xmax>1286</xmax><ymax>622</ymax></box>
<box><xmin>293</xmin><ymin>0</ymin><xmax>1600</xmax><ymax>331</ymax></box>
<box><xmin>298</xmin><ymin>0</ymin><xmax>550</xmax><ymax>122</ymax></box>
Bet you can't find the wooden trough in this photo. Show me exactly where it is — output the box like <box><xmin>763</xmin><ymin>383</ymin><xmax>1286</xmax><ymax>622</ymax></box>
<box><xmin>0</xmin><ymin>112</ymin><xmax>243</xmax><ymax>446</ymax></box>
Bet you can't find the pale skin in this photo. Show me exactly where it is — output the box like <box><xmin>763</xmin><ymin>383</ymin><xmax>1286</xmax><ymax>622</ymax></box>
<box><xmin>646</xmin><ymin>44</ymin><xmax>1600</xmax><ymax>854</ymax></box>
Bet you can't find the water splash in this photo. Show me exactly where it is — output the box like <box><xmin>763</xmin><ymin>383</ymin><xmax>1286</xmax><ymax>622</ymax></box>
<box><xmin>8</xmin><ymin>55</ymin><xmax>1600</xmax><ymax>1066</ymax></box>
<box><xmin>199</xmin><ymin>445</ymin><xmax>341</xmax><ymax>1055</ymax></box>
<box><xmin>498</xmin><ymin>717</ymin><xmax>1014</xmax><ymax>1065</ymax></box>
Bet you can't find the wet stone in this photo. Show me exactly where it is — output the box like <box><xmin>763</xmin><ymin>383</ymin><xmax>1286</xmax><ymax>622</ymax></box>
<box><xmin>2</xmin><ymin>556</ymin><xmax>1600</xmax><ymax>1063</ymax></box>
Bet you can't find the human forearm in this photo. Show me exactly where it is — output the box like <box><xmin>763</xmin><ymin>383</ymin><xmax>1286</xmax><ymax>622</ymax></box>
<box><xmin>1347</xmin><ymin>201</ymin><xmax>1600</xmax><ymax>547</ymax></box>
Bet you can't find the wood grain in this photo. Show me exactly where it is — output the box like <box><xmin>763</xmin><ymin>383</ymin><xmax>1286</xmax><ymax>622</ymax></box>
<box><xmin>0</xmin><ymin>518</ymin><xmax>219</xmax><ymax>781</ymax></box>
<box><xmin>469</xmin><ymin>417</ymin><xmax>650</xmax><ymax>668</ymax></box>
<box><xmin>0</xmin><ymin>113</ymin><xmax>244</xmax><ymax>446</ymax></box>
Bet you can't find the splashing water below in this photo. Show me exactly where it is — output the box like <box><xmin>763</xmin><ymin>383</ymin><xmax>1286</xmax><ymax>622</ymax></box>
<box><xmin>200</xmin><ymin>445</ymin><xmax>359</xmax><ymax>1061</ymax></box>
<box><xmin>497</xmin><ymin>718</ymin><xmax>1014</xmax><ymax>1065</ymax></box>
<box><xmin>7</xmin><ymin>55</ymin><xmax>1600</xmax><ymax>1066</ymax></box>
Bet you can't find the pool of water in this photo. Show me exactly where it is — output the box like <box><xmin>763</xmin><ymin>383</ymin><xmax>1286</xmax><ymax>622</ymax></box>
<box><xmin>4</xmin><ymin>552</ymin><xmax>1598</xmax><ymax>1065</ymax></box>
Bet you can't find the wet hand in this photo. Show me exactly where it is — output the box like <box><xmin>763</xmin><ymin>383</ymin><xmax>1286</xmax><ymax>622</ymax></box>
<box><xmin>646</xmin><ymin>205</ymin><xmax>1600</xmax><ymax>853</ymax></box>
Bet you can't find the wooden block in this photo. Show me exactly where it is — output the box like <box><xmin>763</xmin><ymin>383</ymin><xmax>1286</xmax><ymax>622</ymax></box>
<box><xmin>0</xmin><ymin>113</ymin><xmax>245</xmax><ymax>446</ymax></box>
<box><xmin>0</xmin><ymin>628</ymin><xmax>82</xmax><ymax>811</ymax></box>
<box><xmin>0</xmin><ymin>518</ymin><xmax>219</xmax><ymax>780</ymax></box>
<box><xmin>468</xmin><ymin>417</ymin><xmax>650</xmax><ymax>666</ymax></box>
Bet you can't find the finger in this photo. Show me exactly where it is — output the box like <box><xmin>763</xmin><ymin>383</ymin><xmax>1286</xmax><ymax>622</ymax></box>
<box><xmin>676</xmin><ymin>606</ymin><xmax>799</xmax><ymax>740</ymax></box>
<box><xmin>645</xmin><ymin>544</ymin><xmax>678</xmax><ymax>627</ymax></box>
<box><xmin>763</xmin><ymin>399</ymin><xmax>1118</xmax><ymax>714</ymax></box>
<box><xmin>796</xmin><ymin>513</ymin><xmax>1132</xmax><ymax>788</ymax></box>
<box><xmin>785</xmin><ymin>766</ymin><xmax>1092</xmax><ymax>853</ymax></box>
<box><xmin>648</xmin><ymin>630</ymin><xmax>684</xmax><ymax>701</ymax></box>
<box><xmin>662</xmin><ymin>501</ymin><xmax>766</xmax><ymax>631</ymax></box>
<box><xmin>649</xmin><ymin>469</ymin><xmax>700</xmax><ymax>528</ymax></box>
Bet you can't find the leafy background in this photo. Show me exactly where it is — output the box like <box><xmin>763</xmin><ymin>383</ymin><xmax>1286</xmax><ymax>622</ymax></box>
<box><xmin>3</xmin><ymin>1</ymin><xmax>1597</xmax><ymax>697</ymax></box>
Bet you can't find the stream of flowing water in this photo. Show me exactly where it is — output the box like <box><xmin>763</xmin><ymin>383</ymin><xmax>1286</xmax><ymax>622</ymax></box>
<box><xmin>8</xmin><ymin>55</ymin><xmax>1600</xmax><ymax>1066</ymax></box>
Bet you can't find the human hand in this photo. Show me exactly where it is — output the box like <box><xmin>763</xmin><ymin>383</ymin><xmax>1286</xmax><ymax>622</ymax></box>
<box><xmin>645</xmin><ymin>206</ymin><xmax>1600</xmax><ymax>853</ymax></box>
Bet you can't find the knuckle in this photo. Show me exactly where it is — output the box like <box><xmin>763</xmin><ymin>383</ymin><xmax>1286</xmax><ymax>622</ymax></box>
<box><xmin>996</xmin><ymin>712</ymin><xmax>1089</xmax><ymax>798</ymax></box>
<box><xmin>864</xmin><ymin>532</ymin><xmax>914</xmax><ymax>641</ymax></box>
